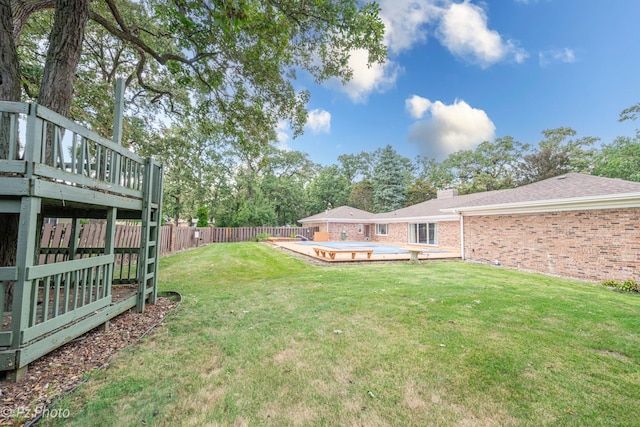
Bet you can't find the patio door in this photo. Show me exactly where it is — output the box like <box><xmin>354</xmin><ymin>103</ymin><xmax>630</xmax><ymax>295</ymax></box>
<box><xmin>364</xmin><ymin>224</ymin><xmax>371</xmax><ymax>240</ymax></box>
<box><xmin>409</xmin><ymin>223</ymin><xmax>437</xmax><ymax>245</ymax></box>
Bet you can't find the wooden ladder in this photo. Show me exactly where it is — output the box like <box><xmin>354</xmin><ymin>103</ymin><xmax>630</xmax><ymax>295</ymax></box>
<box><xmin>137</xmin><ymin>159</ymin><xmax>164</xmax><ymax>312</ymax></box>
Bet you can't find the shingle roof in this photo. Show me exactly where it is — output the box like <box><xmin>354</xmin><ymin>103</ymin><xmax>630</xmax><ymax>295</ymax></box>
<box><xmin>299</xmin><ymin>174</ymin><xmax>640</xmax><ymax>223</ymax></box>
<box><xmin>299</xmin><ymin>206</ymin><xmax>378</xmax><ymax>222</ymax></box>
<box><xmin>450</xmin><ymin>173</ymin><xmax>640</xmax><ymax>210</ymax></box>
<box><xmin>375</xmin><ymin>190</ymin><xmax>505</xmax><ymax>221</ymax></box>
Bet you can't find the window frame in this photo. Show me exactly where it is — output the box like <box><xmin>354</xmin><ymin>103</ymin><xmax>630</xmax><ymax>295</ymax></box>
<box><xmin>375</xmin><ymin>223</ymin><xmax>389</xmax><ymax>235</ymax></box>
<box><xmin>408</xmin><ymin>222</ymin><xmax>438</xmax><ymax>245</ymax></box>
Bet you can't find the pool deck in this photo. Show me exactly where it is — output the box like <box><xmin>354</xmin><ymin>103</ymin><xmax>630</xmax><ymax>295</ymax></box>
<box><xmin>272</xmin><ymin>241</ymin><xmax>461</xmax><ymax>263</ymax></box>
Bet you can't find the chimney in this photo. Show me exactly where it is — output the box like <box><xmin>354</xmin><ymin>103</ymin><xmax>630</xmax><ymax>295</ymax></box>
<box><xmin>437</xmin><ymin>188</ymin><xmax>458</xmax><ymax>199</ymax></box>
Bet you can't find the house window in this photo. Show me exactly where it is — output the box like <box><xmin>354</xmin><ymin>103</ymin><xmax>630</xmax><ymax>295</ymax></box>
<box><xmin>376</xmin><ymin>224</ymin><xmax>388</xmax><ymax>235</ymax></box>
<box><xmin>409</xmin><ymin>223</ymin><xmax>437</xmax><ymax>245</ymax></box>
<box><xmin>357</xmin><ymin>224</ymin><xmax>363</xmax><ymax>234</ymax></box>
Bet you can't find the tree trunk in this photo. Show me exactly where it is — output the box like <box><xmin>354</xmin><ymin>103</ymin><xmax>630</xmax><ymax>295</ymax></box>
<box><xmin>1</xmin><ymin>0</ymin><xmax>22</xmax><ymax>309</ymax></box>
<box><xmin>1</xmin><ymin>0</ymin><xmax>89</xmax><ymax>308</ymax></box>
<box><xmin>1</xmin><ymin>0</ymin><xmax>21</xmax><ymax>158</ymax></box>
<box><xmin>38</xmin><ymin>0</ymin><xmax>90</xmax><ymax>163</ymax></box>
<box><xmin>0</xmin><ymin>0</ymin><xmax>20</xmax><ymax>101</ymax></box>
<box><xmin>10</xmin><ymin>0</ymin><xmax>56</xmax><ymax>44</ymax></box>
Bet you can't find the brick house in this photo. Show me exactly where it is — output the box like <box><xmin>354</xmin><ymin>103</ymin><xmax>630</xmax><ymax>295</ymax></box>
<box><xmin>444</xmin><ymin>173</ymin><xmax>640</xmax><ymax>282</ymax></box>
<box><xmin>299</xmin><ymin>173</ymin><xmax>640</xmax><ymax>282</ymax></box>
<box><xmin>299</xmin><ymin>190</ymin><xmax>495</xmax><ymax>244</ymax></box>
<box><xmin>299</xmin><ymin>206</ymin><xmax>378</xmax><ymax>241</ymax></box>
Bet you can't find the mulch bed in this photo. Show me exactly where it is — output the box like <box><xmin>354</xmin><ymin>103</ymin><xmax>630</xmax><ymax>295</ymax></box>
<box><xmin>0</xmin><ymin>296</ymin><xmax>179</xmax><ymax>426</ymax></box>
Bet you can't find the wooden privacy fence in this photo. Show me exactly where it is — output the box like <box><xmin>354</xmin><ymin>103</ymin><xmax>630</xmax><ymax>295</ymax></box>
<box><xmin>161</xmin><ymin>225</ymin><xmax>318</xmax><ymax>251</ymax></box>
<box><xmin>41</xmin><ymin>224</ymin><xmax>319</xmax><ymax>259</ymax></box>
<box><xmin>160</xmin><ymin>225</ymin><xmax>215</xmax><ymax>255</ymax></box>
<box><xmin>212</xmin><ymin>226</ymin><xmax>317</xmax><ymax>243</ymax></box>
<box><xmin>40</xmin><ymin>223</ymin><xmax>144</xmax><ymax>283</ymax></box>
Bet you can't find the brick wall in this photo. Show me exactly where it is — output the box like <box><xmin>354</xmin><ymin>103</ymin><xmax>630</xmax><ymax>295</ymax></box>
<box><xmin>463</xmin><ymin>208</ymin><xmax>640</xmax><ymax>282</ymax></box>
<box><xmin>327</xmin><ymin>222</ymin><xmax>369</xmax><ymax>241</ymax></box>
<box><xmin>372</xmin><ymin>223</ymin><xmax>407</xmax><ymax>243</ymax></box>
<box><xmin>370</xmin><ymin>220</ymin><xmax>461</xmax><ymax>247</ymax></box>
<box><xmin>437</xmin><ymin>221</ymin><xmax>460</xmax><ymax>248</ymax></box>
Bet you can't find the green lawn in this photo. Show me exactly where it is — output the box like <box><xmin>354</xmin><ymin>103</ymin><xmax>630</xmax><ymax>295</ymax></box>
<box><xmin>46</xmin><ymin>243</ymin><xmax>640</xmax><ymax>426</ymax></box>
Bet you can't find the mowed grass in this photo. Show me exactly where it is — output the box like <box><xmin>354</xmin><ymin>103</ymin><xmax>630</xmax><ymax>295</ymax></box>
<box><xmin>46</xmin><ymin>243</ymin><xmax>640</xmax><ymax>426</ymax></box>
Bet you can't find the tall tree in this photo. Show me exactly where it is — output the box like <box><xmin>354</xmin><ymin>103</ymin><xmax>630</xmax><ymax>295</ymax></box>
<box><xmin>2</xmin><ymin>0</ymin><xmax>386</xmax><ymax>156</ymax></box>
<box><xmin>337</xmin><ymin>152</ymin><xmax>370</xmax><ymax>184</ymax></box>
<box><xmin>0</xmin><ymin>0</ymin><xmax>386</xmax><ymax>264</ymax></box>
<box><xmin>519</xmin><ymin>127</ymin><xmax>597</xmax><ymax>185</ymax></box>
<box><xmin>306</xmin><ymin>165</ymin><xmax>351</xmax><ymax>213</ymax></box>
<box><xmin>405</xmin><ymin>177</ymin><xmax>437</xmax><ymax>206</ymax></box>
<box><xmin>348</xmin><ymin>180</ymin><xmax>375</xmax><ymax>212</ymax></box>
<box><xmin>438</xmin><ymin>137</ymin><xmax>527</xmax><ymax>194</ymax></box>
<box><xmin>0</xmin><ymin>0</ymin><xmax>21</xmax><ymax>271</ymax></box>
<box><xmin>592</xmin><ymin>132</ymin><xmax>640</xmax><ymax>182</ymax></box>
<box><xmin>415</xmin><ymin>156</ymin><xmax>450</xmax><ymax>191</ymax></box>
<box><xmin>260</xmin><ymin>148</ymin><xmax>316</xmax><ymax>225</ymax></box>
<box><xmin>619</xmin><ymin>103</ymin><xmax>640</xmax><ymax>123</ymax></box>
<box><xmin>371</xmin><ymin>145</ymin><xmax>412</xmax><ymax>212</ymax></box>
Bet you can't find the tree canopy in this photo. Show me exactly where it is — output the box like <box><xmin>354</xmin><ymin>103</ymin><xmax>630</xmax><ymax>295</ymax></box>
<box><xmin>1</xmin><ymin>0</ymin><xmax>386</xmax><ymax>156</ymax></box>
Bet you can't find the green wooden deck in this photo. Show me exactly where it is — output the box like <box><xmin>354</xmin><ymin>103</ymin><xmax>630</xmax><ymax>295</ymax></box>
<box><xmin>0</xmin><ymin>101</ymin><xmax>163</xmax><ymax>380</ymax></box>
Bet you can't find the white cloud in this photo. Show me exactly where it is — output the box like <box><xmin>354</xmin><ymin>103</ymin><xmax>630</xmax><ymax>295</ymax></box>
<box><xmin>407</xmin><ymin>97</ymin><xmax>496</xmax><ymax>157</ymax></box>
<box><xmin>329</xmin><ymin>49</ymin><xmax>401</xmax><ymax>104</ymax></box>
<box><xmin>330</xmin><ymin>1</ymin><xmax>528</xmax><ymax>102</ymax></box>
<box><xmin>275</xmin><ymin>120</ymin><xmax>291</xmax><ymax>151</ymax></box>
<box><xmin>328</xmin><ymin>0</ymin><xmax>435</xmax><ymax>103</ymax></box>
<box><xmin>538</xmin><ymin>48</ymin><xmax>576</xmax><ymax>67</ymax></box>
<box><xmin>436</xmin><ymin>1</ymin><xmax>528</xmax><ymax>68</ymax></box>
<box><xmin>378</xmin><ymin>0</ymin><xmax>440</xmax><ymax>54</ymax></box>
<box><xmin>306</xmin><ymin>109</ymin><xmax>331</xmax><ymax>134</ymax></box>
<box><xmin>405</xmin><ymin>95</ymin><xmax>432</xmax><ymax>119</ymax></box>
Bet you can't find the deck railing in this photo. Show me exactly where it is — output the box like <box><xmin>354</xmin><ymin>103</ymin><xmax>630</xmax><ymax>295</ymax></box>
<box><xmin>0</xmin><ymin>102</ymin><xmax>162</xmax><ymax>378</ymax></box>
<box><xmin>22</xmin><ymin>255</ymin><xmax>114</xmax><ymax>343</ymax></box>
<box><xmin>0</xmin><ymin>101</ymin><xmax>146</xmax><ymax>198</ymax></box>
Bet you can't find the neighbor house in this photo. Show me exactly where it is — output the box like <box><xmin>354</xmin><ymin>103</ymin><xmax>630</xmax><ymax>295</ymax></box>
<box><xmin>299</xmin><ymin>173</ymin><xmax>640</xmax><ymax>282</ymax></box>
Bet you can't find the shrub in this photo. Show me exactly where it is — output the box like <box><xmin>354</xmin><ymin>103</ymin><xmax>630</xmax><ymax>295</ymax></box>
<box><xmin>254</xmin><ymin>233</ymin><xmax>272</xmax><ymax>242</ymax></box>
<box><xmin>602</xmin><ymin>280</ymin><xmax>621</xmax><ymax>289</ymax></box>
<box><xmin>621</xmin><ymin>281</ymin><xmax>639</xmax><ymax>293</ymax></box>
<box><xmin>196</xmin><ymin>205</ymin><xmax>209</xmax><ymax>227</ymax></box>
<box><xmin>602</xmin><ymin>279</ymin><xmax>639</xmax><ymax>294</ymax></box>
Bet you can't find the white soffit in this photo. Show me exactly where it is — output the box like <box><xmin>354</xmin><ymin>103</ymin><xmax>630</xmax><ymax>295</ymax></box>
<box><xmin>443</xmin><ymin>193</ymin><xmax>640</xmax><ymax>216</ymax></box>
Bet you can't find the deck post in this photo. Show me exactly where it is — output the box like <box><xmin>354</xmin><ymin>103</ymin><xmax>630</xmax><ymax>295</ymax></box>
<box><xmin>112</xmin><ymin>79</ymin><xmax>124</xmax><ymax>146</ymax></box>
<box><xmin>111</xmin><ymin>79</ymin><xmax>125</xmax><ymax>185</ymax></box>
<box><xmin>6</xmin><ymin>365</ymin><xmax>28</xmax><ymax>382</ymax></box>
<box><xmin>137</xmin><ymin>159</ymin><xmax>162</xmax><ymax>311</ymax></box>
<box><xmin>8</xmin><ymin>197</ymin><xmax>41</xmax><ymax>379</ymax></box>
<box><xmin>104</xmin><ymin>207</ymin><xmax>117</xmax><ymax>299</ymax></box>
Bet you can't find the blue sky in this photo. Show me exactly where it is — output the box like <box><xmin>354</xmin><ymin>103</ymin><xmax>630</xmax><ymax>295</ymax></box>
<box><xmin>276</xmin><ymin>0</ymin><xmax>640</xmax><ymax>166</ymax></box>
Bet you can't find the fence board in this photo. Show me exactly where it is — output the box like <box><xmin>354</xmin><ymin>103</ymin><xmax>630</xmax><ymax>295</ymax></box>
<box><xmin>39</xmin><ymin>223</ymin><xmax>319</xmax><ymax>261</ymax></box>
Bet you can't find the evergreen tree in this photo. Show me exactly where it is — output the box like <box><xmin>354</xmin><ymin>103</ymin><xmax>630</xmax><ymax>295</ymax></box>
<box><xmin>372</xmin><ymin>145</ymin><xmax>412</xmax><ymax>212</ymax></box>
